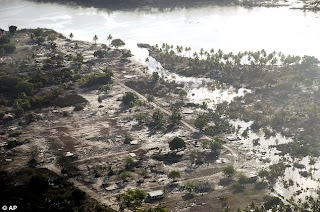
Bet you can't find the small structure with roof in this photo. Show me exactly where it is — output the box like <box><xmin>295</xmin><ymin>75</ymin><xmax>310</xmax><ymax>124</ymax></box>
<box><xmin>129</xmin><ymin>152</ymin><xmax>137</xmax><ymax>157</ymax></box>
<box><xmin>146</xmin><ymin>190</ymin><xmax>164</xmax><ymax>200</ymax></box>
<box><xmin>248</xmin><ymin>173</ymin><xmax>258</xmax><ymax>183</ymax></box>
<box><xmin>130</xmin><ymin>140</ymin><xmax>138</xmax><ymax>145</ymax></box>
<box><xmin>66</xmin><ymin>151</ymin><xmax>74</xmax><ymax>157</ymax></box>
<box><xmin>226</xmin><ymin>135</ymin><xmax>240</xmax><ymax>141</ymax></box>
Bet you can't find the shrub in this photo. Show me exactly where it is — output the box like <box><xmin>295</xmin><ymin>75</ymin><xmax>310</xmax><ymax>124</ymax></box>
<box><xmin>122</xmin><ymin>92</ymin><xmax>138</xmax><ymax>107</ymax></box>
<box><xmin>47</xmin><ymin>34</ymin><xmax>56</xmax><ymax>41</ymax></box>
<box><xmin>73</xmin><ymin>52</ymin><xmax>84</xmax><ymax>63</ymax></box>
<box><xmin>55</xmin><ymin>94</ymin><xmax>88</xmax><ymax>108</ymax></box>
<box><xmin>152</xmin><ymin>109</ymin><xmax>163</xmax><ymax>124</ymax></box>
<box><xmin>93</xmin><ymin>50</ymin><xmax>107</xmax><ymax>58</ymax></box>
<box><xmin>6</xmin><ymin>139</ymin><xmax>21</xmax><ymax>149</ymax></box>
<box><xmin>168</xmin><ymin>170</ymin><xmax>181</xmax><ymax>181</ymax></box>
<box><xmin>232</xmin><ymin>182</ymin><xmax>245</xmax><ymax>193</ymax></box>
<box><xmin>74</xmin><ymin>104</ymin><xmax>84</xmax><ymax>111</ymax></box>
<box><xmin>0</xmin><ymin>43</ymin><xmax>16</xmax><ymax>54</ymax></box>
<box><xmin>0</xmin><ymin>35</ymin><xmax>10</xmax><ymax>45</ymax></box>
<box><xmin>29</xmin><ymin>174</ymin><xmax>49</xmax><ymax>193</ymax></box>
<box><xmin>100</xmin><ymin>84</ymin><xmax>112</xmax><ymax>93</ymax></box>
<box><xmin>16</xmin><ymin>81</ymin><xmax>34</xmax><ymax>96</ymax></box>
<box><xmin>35</xmin><ymin>37</ymin><xmax>45</xmax><ymax>45</ymax></box>
<box><xmin>119</xmin><ymin>189</ymin><xmax>146</xmax><ymax>209</ymax></box>
<box><xmin>194</xmin><ymin>115</ymin><xmax>209</xmax><ymax>131</ymax></box>
<box><xmin>111</xmin><ymin>39</ymin><xmax>125</xmax><ymax>49</ymax></box>
<box><xmin>134</xmin><ymin>113</ymin><xmax>149</xmax><ymax>125</ymax></box>
<box><xmin>122</xmin><ymin>50</ymin><xmax>132</xmax><ymax>59</ymax></box>
<box><xmin>24</xmin><ymin>112</ymin><xmax>37</xmax><ymax>124</ymax></box>
<box><xmin>202</xmin><ymin>139</ymin><xmax>223</xmax><ymax>157</ymax></box>
<box><xmin>146</xmin><ymin>94</ymin><xmax>154</xmax><ymax>102</ymax></box>
<box><xmin>79</xmin><ymin>72</ymin><xmax>113</xmax><ymax>87</ymax></box>
<box><xmin>169</xmin><ymin>137</ymin><xmax>186</xmax><ymax>151</ymax></box>
<box><xmin>71</xmin><ymin>188</ymin><xmax>86</xmax><ymax>206</ymax></box>
<box><xmin>237</xmin><ymin>173</ymin><xmax>248</xmax><ymax>184</ymax></box>
<box><xmin>152</xmin><ymin>72</ymin><xmax>160</xmax><ymax>82</ymax></box>
<box><xmin>32</xmin><ymin>28</ymin><xmax>44</xmax><ymax>38</ymax></box>
<box><xmin>223</xmin><ymin>165</ymin><xmax>236</xmax><ymax>177</ymax></box>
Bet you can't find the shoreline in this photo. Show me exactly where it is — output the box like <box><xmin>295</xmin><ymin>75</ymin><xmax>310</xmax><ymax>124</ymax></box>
<box><xmin>28</xmin><ymin>0</ymin><xmax>320</xmax><ymax>12</ymax></box>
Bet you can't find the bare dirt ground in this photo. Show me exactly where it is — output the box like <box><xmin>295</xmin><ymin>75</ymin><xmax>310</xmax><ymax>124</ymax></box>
<box><xmin>0</xmin><ymin>30</ymin><xmax>267</xmax><ymax>211</ymax></box>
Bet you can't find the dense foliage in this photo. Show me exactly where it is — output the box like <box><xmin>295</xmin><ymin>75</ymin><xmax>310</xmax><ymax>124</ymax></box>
<box><xmin>149</xmin><ymin>43</ymin><xmax>320</xmax><ymax>157</ymax></box>
<box><xmin>0</xmin><ymin>168</ymin><xmax>116</xmax><ymax>212</ymax></box>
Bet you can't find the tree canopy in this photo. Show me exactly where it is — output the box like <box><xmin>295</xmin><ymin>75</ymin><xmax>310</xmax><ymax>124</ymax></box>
<box><xmin>169</xmin><ymin>137</ymin><xmax>186</xmax><ymax>151</ymax></box>
<box><xmin>111</xmin><ymin>39</ymin><xmax>125</xmax><ymax>48</ymax></box>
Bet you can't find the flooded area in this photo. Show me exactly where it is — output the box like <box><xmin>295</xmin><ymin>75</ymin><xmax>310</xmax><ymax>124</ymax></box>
<box><xmin>146</xmin><ymin>56</ymin><xmax>250</xmax><ymax>108</ymax></box>
<box><xmin>1</xmin><ymin>0</ymin><xmax>320</xmax><ymax>59</ymax></box>
<box><xmin>146</xmin><ymin>52</ymin><xmax>320</xmax><ymax>200</ymax></box>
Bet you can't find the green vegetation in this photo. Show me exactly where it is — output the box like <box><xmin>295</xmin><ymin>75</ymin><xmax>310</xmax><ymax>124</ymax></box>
<box><xmin>152</xmin><ymin>72</ymin><xmax>160</xmax><ymax>83</ymax></box>
<box><xmin>94</xmin><ymin>49</ymin><xmax>108</xmax><ymax>58</ymax></box>
<box><xmin>118</xmin><ymin>189</ymin><xmax>146</xmax><ymax>210</ymax></box>
<box><xmin>140</xmin><ymin>207</ymin><xmax>169</xmax><ymax>212</ymax></box>
<box><xmin>169</xmin><ymin>137</ymin><xmax>186</xmax><ymax>151</ymax></box>
<box><xmin>0</xmin><ymin>168</ymin><xmax>115</xmax><ymax>212</ymax></box>
<box><xmin>202</xmin><ymin>139</ymin><xmax>223</xmax><ymax>158</ymax></box>
<box><xmin>152</xmin><ymin>109</ymin><xmax>164</xmax><ymax>125</ymax></box>
<box><xmin>223</xmin><ymin>165</ymin><xmax>236</xmax><ymax>177</ymax></box>
<box><xmin>168</xmin><ymin>170</ymin><xmax>181</xmax><ymax>181</ymax></box>
<box><xmin>169</xmin><ymin>108</ymin><xmax>182</xmax><ymax>125</ymax></box>
<box><xmin>107</xmin><ymin>34</ymin><xmax>112</xmax><ymax>46</ymax></box>
<box><xmin>111</xmin><ymin>39</ymin><xmax>125</xmax><ymax>49</ymax></box>
<box><xmin>93</xmin><ymin>35</ymin><xmax>98</xmax><ymax>44</ymax></box>
<box><xmin>69</xmin><ymin>32</ymin><xmax>74</xmax><ymax>40</ymax></box>
<box><xmin>122</xmin><ymin>92</ymin><xmax>139</xmax><ymax>107</ymax></box>
<box><xmin>236</xmin><ymin>193</ymin><xmax>320</xmax><ymax>211</ymax></box>
<box><xmin>194</xmin><ymin>115</ymin><xmax>208</xmax><ymax>131</ymax></box>
<box><xmin>9</xmin><ymin>26</ymin><xmax>17</xmax><ymax>34</ymax></box>
<box><xmin>149</xmin><ymin>43</ymin><xmax>320</xmax><ymax>158</ymax></box>
<box><xmin>78</xmin><ymin>71</ymin><xmax>113</xmax><ymax>87</ymax></box>
<box><xmin>0</xmin><ymin>70</ymin><xmax>67</xmax><ymax>116</ymax></box>
<box><xmin>0</xmin><ymin>35</ymin><xmax>16</xmax><ymax>55</ymax></box>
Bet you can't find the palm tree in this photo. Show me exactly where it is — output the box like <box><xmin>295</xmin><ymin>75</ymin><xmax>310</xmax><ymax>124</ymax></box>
<box><xmin>107</xmin><ymin>34</ymin><xmax>112</xmax><ymax>46</ymax></box>
<box><xmin>193</xmin><ymin>52</ymin><xmax>199</xmax><ymax>61</ymax></box>
<box><xmin>217</xmin><ymin>49</ymin><xmax>223</xmax><ymax>59</ymax></box>
<box><xmin>176</xmin><ymin>46</ymin><xmax>183</xmax><ymax>57</ymax></box>
<box><xmin>184</xmin><ymin>47</ymin><xmax>188</xmax><ymax>57</ymax></box>
<box><xmin>199</xmin><ymin>48</ymin><xmax>204</xmax><ymax>59</ymax></box>
<box><xmin>69</xmin><ymin>33</ymin><xmax>74</xmax><ymax>40</ymax></box>
<box><xmin>176</xmin><ymin>45</ymin><xmax>180</xmax><ymax>56</ymax></box>
<box><xmin>187</xmin><ymin>47</ymin><xmax>191</xmax><ymax>57</ymax></box>
<box><xmin>93</xmin><ymin>35</ymin><xmax>98</xmax><ymax>45</ymax></box>
<box><xmin>271</xmin><ymin>57</ymin><xmax>278</xmax><ymax>67</ymax></box>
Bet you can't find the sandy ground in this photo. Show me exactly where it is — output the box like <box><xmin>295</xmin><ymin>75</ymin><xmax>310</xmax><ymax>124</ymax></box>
<box><xmin>0</xmin><ymin>30</ymin><xmax>267</xmax><ymax>211</ymax></box>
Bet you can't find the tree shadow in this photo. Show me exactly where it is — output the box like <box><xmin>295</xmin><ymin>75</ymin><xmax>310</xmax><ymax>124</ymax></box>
<box><xmin>219</xmin><ymin>177</ymin><xmax>233</xmax><ymax>186</ymax></box>
<box><xmin>152</xmin><ymin>152</ymin><xmax>183</xmax><ymax>165</ymax></box>
<box><xmin>254</xmin><ymin>182</ymin><xmax>268</xmax><ymax>190</ymax></box>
